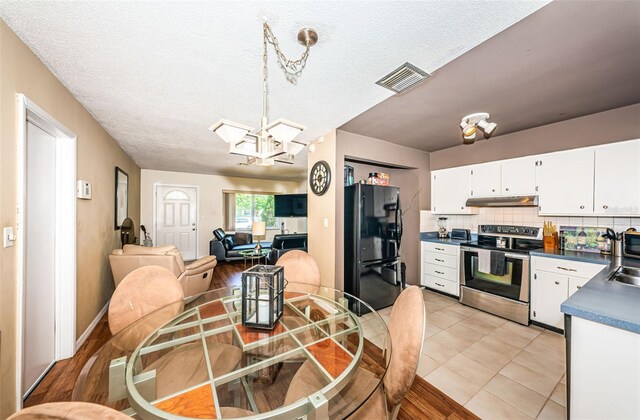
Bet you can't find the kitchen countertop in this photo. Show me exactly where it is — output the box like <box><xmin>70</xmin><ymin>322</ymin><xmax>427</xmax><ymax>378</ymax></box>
<box><xmin>420</xmin><ymin>231</ymin><xmax>477</xmax><ymax>245</ymax></box>
<box><xmin>529</xmin><ymin>248</ymin><xmax>615</xmax><ymax>264</ymax></box>
<box><xmin>561</xmin><ymin>257</ymin><xmax>640</xmax><ymax>334</ymax></box>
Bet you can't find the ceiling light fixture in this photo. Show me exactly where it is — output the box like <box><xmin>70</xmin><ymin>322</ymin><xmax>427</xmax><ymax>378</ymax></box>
<box><xmin>209</xmin><ymin>21</ymin><xmax>318</xmax><ymax>166</ymax></box>
<box><xmin>460</xmin><ymin>113</ymin><xmax>497</xmax><ymax>145</ymax></box>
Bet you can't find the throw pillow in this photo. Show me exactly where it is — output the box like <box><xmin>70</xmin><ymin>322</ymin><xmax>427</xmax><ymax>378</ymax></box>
<box><xmin>235</xmin><ymin>232</ymin><xmax>251</xmax><ymax>245</ymax></box>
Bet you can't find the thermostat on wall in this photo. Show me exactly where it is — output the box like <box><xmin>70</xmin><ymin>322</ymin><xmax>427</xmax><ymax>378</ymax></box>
<box><xmin>77</xmin><ymin>180</ymin><xmax>92</xmax><ymax>199</ymax></box>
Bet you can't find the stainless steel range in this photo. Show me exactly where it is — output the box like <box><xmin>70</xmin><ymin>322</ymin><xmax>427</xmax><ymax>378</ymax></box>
<box><xmin>460</xmin><ymin>225</ymin><xmax>543</xmax><ymax>325</ymax></box>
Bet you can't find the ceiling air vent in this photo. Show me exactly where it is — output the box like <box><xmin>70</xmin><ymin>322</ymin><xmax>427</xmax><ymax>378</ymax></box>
<box><xmin>375</xmin><ymin>62</ymin><xmax>431</xmax><ymax>94</ymax></box>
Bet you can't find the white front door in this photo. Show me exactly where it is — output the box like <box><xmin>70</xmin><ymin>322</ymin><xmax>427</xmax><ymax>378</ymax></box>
<box><xmin>23</xmin><ymin>122</ymin><xmax>56</xmax><ymax>397</ymax></box>
<box><xmin>155</xmin><ymin>185</ymin><xmax>198</xmax><ymax>260</ymax></box>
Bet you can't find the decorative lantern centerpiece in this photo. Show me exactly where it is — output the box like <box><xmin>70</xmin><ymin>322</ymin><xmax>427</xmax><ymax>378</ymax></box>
<box><xmin>241</xmin><ymin>265</ymin><xmax>285</xmax><ymax>329</ymax></box>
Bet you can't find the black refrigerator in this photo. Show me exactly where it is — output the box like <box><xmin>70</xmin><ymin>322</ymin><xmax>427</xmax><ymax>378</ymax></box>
<box><xmin>344</xmin><ymin>184</ymin><xmax>403</xmax><ymax>315</ymax></box>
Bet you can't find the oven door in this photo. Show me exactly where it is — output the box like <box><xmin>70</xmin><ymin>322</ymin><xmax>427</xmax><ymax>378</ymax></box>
<box><xmin>460</xmin><ymin>247</ymin><xmax>530</xmax><ymax>302</ymax></box>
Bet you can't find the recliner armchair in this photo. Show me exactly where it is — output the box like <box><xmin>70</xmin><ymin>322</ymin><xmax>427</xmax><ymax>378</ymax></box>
<box><xmin>209</xmin><ymin>228</ymin><xmax>271</xmax><ymax>262</ymax></box>
<box><xmin>266</xmin><ymin>233</ymin><xmax>308</xmax><ymax>264</ymax></box>
<box><xmin>109</xmin><ymin>245</ymin><xmax>216</xmax><ymax>297</ymax></box>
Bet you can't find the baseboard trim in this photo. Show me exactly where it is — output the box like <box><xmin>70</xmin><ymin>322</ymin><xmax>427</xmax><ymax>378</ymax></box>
<box><xmin>75</xmin><ymin>301</ymin><xmax>109</xmax><ymax>352</ymax></box>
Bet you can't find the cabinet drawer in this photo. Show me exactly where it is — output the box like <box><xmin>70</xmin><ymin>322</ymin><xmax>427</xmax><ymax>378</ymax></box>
<box><xmin>424</xmin><ymin>252</ymin><xmax>458</xmax><ymax>269</ymax></box>
<box><xmin>423</xmin><ymin>242</ymin><xmax>459</xmax><ymax>256</ymax></box>
<box><xmin>424</xmin><ymin>263</ymin><xmax>458</xmax><ymax>281</ymax></box>
<box><xmin>423</xmin><ymin>276</ymin><xmax>459</xmax><ymax>296</ymax></box>
<box><xmin>533</xmin><ymin>256</ymin><xmax>606</xmax><ymax>279</ymax></box>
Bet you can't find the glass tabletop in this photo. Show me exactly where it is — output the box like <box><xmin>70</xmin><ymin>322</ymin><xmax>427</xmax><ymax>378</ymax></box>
<box><xmin>238</xmin><ymin>249</ymin><xmax>269</xmax><ymax>257</ymax></box>
<box><xmin>73</xmin><ymin>284</ymin><xmax>390</xmax><ymax>419</ymax></box>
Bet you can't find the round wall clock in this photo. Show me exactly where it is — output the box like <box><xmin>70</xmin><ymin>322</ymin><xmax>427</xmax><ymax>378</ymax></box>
<box><xmin>310</xmin><ymin>160</ymin><xmax>331</xmax><ymax>196</ymax></box>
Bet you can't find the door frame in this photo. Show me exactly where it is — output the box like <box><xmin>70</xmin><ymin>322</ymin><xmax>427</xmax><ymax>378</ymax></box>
<box><xmin>152</xmin><ymin>183</ymin><xmax>200</xmax><ymax>259</ymax></box>
<box><xmin>16</xmin><ymin>94</ymin><xmax>77</xmax><ymax>405</ymax></box>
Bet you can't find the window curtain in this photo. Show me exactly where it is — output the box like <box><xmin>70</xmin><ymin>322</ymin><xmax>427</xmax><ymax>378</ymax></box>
<box><xmin>223</xmin><ymin>192</ymin><xmax>236</xmax><ymax>231</ymax></box>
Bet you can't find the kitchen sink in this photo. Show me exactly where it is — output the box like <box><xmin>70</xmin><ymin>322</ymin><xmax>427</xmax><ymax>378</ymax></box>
<box><xmin>609</xmin><ymin>266</ymin><xmax>640</xmax><ymax>287</ymax></box>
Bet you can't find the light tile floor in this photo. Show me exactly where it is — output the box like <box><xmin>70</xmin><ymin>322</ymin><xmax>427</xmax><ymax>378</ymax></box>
<box><xmin>362</xmin><ymin>289</ymin><xmax>567</xmax><ymax>420</ymax></box>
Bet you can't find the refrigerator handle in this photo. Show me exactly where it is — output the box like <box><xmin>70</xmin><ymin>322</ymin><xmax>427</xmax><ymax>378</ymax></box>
<box><xmin>396</xmin><ymin>194</ymin><xmax>403</xmax><ymax>248</ymax></box>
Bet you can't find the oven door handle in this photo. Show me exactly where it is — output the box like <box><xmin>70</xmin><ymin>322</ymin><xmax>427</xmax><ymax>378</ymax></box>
<box><xmin>460</xmin><ymin>246</ymin><xmax>530</xmax><ymax>260</ymax></box>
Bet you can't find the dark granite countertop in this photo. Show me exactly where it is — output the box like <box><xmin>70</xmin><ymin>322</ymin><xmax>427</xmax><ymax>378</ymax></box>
<box><xmin>561</xmin><ymin>257</ymin><xmax>640</xmax><ymax>334</ymax></box>
<box><xmin>419</xmin><ymin>231</ymin><xmax>477</xmax><ymax>245</ymax></box>
<box><xmin>529</xmin><ymin>248</ymin><xmax>615</xmax><ymax>265</ymax></box>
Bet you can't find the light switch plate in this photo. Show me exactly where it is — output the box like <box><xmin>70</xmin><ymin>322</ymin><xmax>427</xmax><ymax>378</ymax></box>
<box><xmin>76</xmin><ymin>180</ymin><xmax>92</xmax><ymax>199</ymax></box>
<box><xmin>323</xmin><ymin>218</ymin><xmax>329</xmax><ymax>228</ymax></box>
<box><xmin>3</xmin><ymin>227</ymin><xmax>16</xmax><ymax>248</ymax></box>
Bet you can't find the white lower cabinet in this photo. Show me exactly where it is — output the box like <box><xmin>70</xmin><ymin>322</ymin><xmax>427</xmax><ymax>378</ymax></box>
<box><xmin>568</xmin><ymin>276</ymin><xmax>589</xmax><ymax>298</ymax></box>
<box><xmin>531</xmin><ymin>271</ymin><xmax>568</xmax><ymax>329</ymax></box>
<box><xmin>570</xmin><ymin>317</ymin><xmax>640</xmax><ymax>420</ymax></box>
<box><xmin>421</xmin><ymin>242</ymin><xmax>460</xmax><ymax>297</ymax></box>
<box><xmin>531</xmin><ymin>256</ymin><xmax>607</xmax><ymax>330</ymax></box>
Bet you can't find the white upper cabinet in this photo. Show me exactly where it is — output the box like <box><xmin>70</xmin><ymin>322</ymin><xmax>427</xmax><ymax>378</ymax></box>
<box><xmin>594</xmin><ymin>140</ymin><xmax>640</xmax><ymax>215</ymax></box>
<box><xmin>538</xmin><ymin>148</ymin><xmax>595</xmax><ymax>215</ymax></box>
<box><xmin>431</xmin><ymin>167</ymin><xmax>476</xmax><ymax>214</ymax></box>
<box><xmin>501</xmin><ymin>156</ymin><xmax>538</xmax><ymax>196</ymax></box>
<box><xmin>470</xmin><ymin>163</ymin><xmax>501</xmax><ymax>197</ymax></box>
<box><xmin>431</xmin><ymin>139</ymin><xmax>639</xmax><ymax>216</ymax></box>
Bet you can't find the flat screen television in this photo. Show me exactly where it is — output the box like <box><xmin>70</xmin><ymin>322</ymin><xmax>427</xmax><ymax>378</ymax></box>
<box><xmin>274</xmin><ymin>194</ymin><xmax>307</xmax><ymax>217</ymax></box>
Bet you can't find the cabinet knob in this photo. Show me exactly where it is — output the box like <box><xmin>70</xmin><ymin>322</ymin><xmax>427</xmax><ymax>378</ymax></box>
<box><xmin>577</xmin><ymin>285</ymin><xmax>582</xmax><ymax>289</ymax></box>
<box><xmin>603</xmin><ymin>205</ymin><xmax>608</xmax><ymax>209</ymax></box>
<box><xmin>580</xmin><ymin>205</ymin><xmax>585</xmax><ymax>209</ymax></box>
<box><xmin>555</xmin><ymin>281</ymin><xmax>560</xmax><ymax>285</ymax></box>
<box><xmin>461</xmin><ymin>206</ymin><xmax>464</xmax><ymax>210</ymax></box>
<box><xmin>492</xmin><ymin>189</ymin><xmax>495</xmax><ymax>192</ymax></box>
<box><xmin>505</xmin><ymin>188</ymin><xmax>510</xmax><ymax>191</ymax></box>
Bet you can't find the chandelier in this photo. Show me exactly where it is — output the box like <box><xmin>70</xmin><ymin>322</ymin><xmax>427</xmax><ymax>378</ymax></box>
<box><xmin>209</xmin><ymin>22</ymin><xmax>318</xmax><ymax>166</ymax></box>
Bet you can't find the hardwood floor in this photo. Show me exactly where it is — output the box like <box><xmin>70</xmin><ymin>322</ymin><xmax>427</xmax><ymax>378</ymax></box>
<box><xmin>24</xmin><ymin>261</ymin><xmax>477</xmax><ymax>419</ymax></box>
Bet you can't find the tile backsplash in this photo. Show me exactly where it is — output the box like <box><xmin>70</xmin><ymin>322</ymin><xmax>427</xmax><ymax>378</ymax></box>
<box><xmin>420</xmin><ymin>207</ymin><xmax>640</xmax><ymax>234</ymax></box>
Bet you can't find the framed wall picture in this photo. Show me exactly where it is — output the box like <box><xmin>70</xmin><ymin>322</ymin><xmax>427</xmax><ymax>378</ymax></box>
<box><xmin>115</xmin><ymin>167</ymin><xmax>128</xmax><ymax>229</ymax></box>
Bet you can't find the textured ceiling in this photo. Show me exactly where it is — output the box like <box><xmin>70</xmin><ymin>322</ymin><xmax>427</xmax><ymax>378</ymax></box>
<box><xmin>0</xmin><ymin>0</ymin><xmax>549</xmax><ymax>180</ymax></box>
<box><xmin>341</xmin><ymin>0</ymin><xmax>640</xmax><ymax>152</ymax></box>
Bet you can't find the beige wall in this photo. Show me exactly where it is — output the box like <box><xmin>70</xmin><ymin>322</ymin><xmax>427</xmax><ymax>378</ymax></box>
<box><xmin>0</xmin><ymin>21</ymin><xmax>140</xmax><ymax>417</ymax></box>
<box><xmin>140</xmin><ymin>170</ymin><xmax>307</xmax><ymax>259</ymax></box>
<box><xmin>430</xmin><ymin>103</ymin><xmax>640</xmax><ymax>170</ymax></box>
<box><xmin>307</xmin><ymin>130</ymin><xmax>338</xmax><ymax>288</ymax></box>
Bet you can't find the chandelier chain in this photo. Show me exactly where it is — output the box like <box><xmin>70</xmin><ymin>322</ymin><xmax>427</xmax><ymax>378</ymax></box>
<box><xmin>263</xmin><ymin>22</ymin><xmax>311</xmax><ymax>75</ymax></box>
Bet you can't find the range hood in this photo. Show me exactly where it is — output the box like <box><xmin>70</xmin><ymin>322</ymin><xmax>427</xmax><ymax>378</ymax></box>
<box><xmin>465</xmin><ymin>195</ymin><xmax>539</xmax><ymax>207</ymax></box>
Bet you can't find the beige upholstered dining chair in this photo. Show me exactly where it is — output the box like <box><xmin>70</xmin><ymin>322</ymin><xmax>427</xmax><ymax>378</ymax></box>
<box><xmin>8</xmin><ymin>402</ymin><xmax>131</xmax><ymax>419</ymax></box>
<box><xmin>108</xmin><ymin>265</ymin><xmax>185</xmax><ymax>336</ymax></box>
<box><xmin>276</xmin><ymin>250</ymin><xmax>321</xmax><ymax>291</ymax></box>
<box><xmin>104</xmin><ymin>266</ymin><xmax>243</xmax><ymax>400</ymax></box>
<box><xmin>283</xmin><ymin>285</ymin><xmax>426</xmax><ymax>419</ymax></box>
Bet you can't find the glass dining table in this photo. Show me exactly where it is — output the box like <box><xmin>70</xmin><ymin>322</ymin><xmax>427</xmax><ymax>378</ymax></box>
<box><xmin>73</xmin><ymin>283</ymin><xmax>391</xmax><ymax>419</ymax></box>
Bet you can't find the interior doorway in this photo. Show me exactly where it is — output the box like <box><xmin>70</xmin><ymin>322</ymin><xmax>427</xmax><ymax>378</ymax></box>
<box><xmin>22</xmin><ymin>122</ymin><xmax>56</xmax><ymax>397</ymax></box>
<box><xmin>16</xmin><ymin>94</ymin><xmax>77</xmax><ymax>405</ymax></box>
<box><xmin>154</xmin><ymin>184</ymin><xmax>199</xmax><ymax>260</ymax></box>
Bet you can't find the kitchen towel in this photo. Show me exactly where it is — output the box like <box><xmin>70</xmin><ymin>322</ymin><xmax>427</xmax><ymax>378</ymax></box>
<box><xmin>490</xmin><ymin>251</ymin><xmax>506</xmax><ymax>276</ymax></box>
<box><xmin>478</xmin><ymin>249</ymin><xmax>491</xmax><ymax>273</ymax></box>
